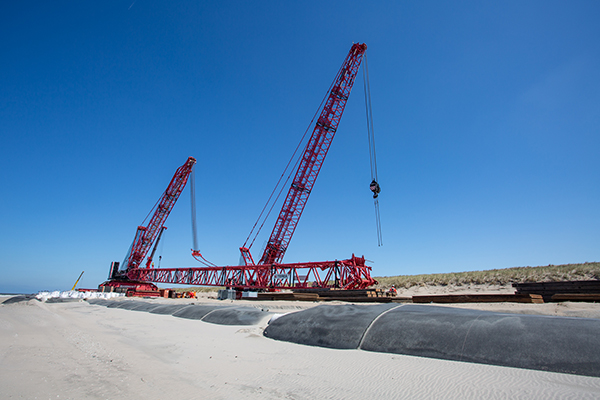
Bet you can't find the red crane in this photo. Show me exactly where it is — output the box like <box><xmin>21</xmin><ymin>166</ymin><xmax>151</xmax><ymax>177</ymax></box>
<box><xmin>258</xmin><ymin>42</ymin><xmax>367</xmax><ymax>266</ymax></box>
<box><xmin>239</xmin><ymin>43</ymin><xmax>367</xmax><ymax>265</ymax></box>
<box><xmin>104</xmin><ymin>157</ymin><xmax>196</xmax><ymax>287</ymax></box>
<box><xmin>107</xmin><ymin>43</ymin><xmax>377</xmax><ymax>291</ymax></box>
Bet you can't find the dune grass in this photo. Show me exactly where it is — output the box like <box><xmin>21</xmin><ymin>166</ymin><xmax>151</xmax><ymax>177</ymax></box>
<box><xmin>374</xmin><ymin>262</ymin><xmax>600</xmax><ymax>289</ymax></box>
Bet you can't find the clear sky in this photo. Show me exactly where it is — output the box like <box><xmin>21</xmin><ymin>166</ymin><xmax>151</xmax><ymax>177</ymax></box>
<box><xmin>1</xmin><ymin>1</ymin><xmax>599</xmax><ymax>293</ymax></box>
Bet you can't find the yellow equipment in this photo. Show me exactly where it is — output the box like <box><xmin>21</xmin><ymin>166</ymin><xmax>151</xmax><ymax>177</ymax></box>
<box><xmin>71</xmin><ymin>271</ymin><xmax>84</xmax><ymax>291</ymax></box>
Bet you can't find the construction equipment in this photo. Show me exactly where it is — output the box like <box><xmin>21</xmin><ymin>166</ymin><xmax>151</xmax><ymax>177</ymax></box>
<box><xmin>121</xmin><ymin>156</ymin><xmax>196</xmax><ymax>273</ymax></box>
<box><xmin>71</xmin><ymin>271</ymin><xmax>84</xmax><ymax>291</ymax></box>
<box><xmin>105</xmin><ymin>43</ymin><xmax>377</xmax><ymax>291</ymax></box>
<box><xmin>100</xmin><ymin>157</ymin><xmax>196</xmax><ymax>293</ymax></box>
<box><xmin>251</xmin><ymin>42</ymin><xmax>368</xmax><ymax>266</ymax></box>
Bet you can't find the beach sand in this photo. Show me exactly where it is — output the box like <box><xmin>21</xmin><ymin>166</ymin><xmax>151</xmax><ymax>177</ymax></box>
<box><xmin>1</xmin><ymin>296</ymin><xmax>600</xmax><ymax>399</ymax></box>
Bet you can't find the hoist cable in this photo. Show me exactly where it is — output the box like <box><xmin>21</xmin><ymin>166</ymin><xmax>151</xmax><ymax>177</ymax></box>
<box><xmin>193</xmin><ymin>252</ymin><xmax>218</xmax><ymax>267</ymax></box>
<box><xmin>189</xmin><ymin>164</ymin><xmax>218</xmax><ymax>267</ymax></box>
<box><xmin>363</xmin><ymin>53</ymin><xmax>378</xmax><ymax>182</ymax></box>
<box><xmin>157</xmin><ymin>228</ymin><xmax>166</xmax><ymax>265</ymax></box>
<box><xmin>242</xmin><ymin>64</ymin><xmax>342</xmax><ymax>250</ymax></box>
<box><xmin>140</xmin><ymin>190</ymin><xmax>162</xmax><ymax>227</ymax></box>
<box><xmin>242</xmin><ymin>129</ymin><xmax>307</xmax><ymax>249</ymax></box>
<box><xmin>247</xmin><ymin>150</ymin><xmax>303</xmax><ymax>250</ymax></box>
<box><xmin>190</xmin><ymin>164</ymin><xmax>199</xmax><ymax>251</ymax></box>
<box><xmin>374</xmin><ymin>198</ymin><xmax>383</xmax><ymax>246</ymax></box>
<box><xmin>362</xmin><ymin>52</ymin><xmax>383</xmax><ymax>246</ymax></box>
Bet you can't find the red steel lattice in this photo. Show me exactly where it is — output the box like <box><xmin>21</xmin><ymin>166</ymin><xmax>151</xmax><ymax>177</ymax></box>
<box><xmin>122</xmin><ymin>157</ymin><xmax>196</xmax><ymax>271</ymax></box>
<box><xmin>128</xmin><ymin>254</ymin><xmax>374</xmax><ymax>290</ymax></box>
<box><xmin>107</xmin><ymin>44</ymin><xmax>377</xmax><ymax>291</ymax></box>
<box><xmin>259</xmin><ymin>43</ymin><xmax>367</xmax><ymax>266</ymax></box>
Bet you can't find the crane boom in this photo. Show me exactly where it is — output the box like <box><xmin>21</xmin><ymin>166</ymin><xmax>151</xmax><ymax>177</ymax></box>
<box><xmin>120</xmin><ymin>157</ymin><xmax>196</xmax><ymax>273</ymax></box>
<box><xmin>258</xmin><ymin>43</ymin><xmax>367</xmax><ymax>265</ymax></box>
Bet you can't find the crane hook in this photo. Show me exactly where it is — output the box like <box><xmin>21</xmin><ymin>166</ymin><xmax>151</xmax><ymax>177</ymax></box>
<box><xmin>370</xmin><ymin>179</ymin><xmax>381</xmax><ymax>199</ymax></box>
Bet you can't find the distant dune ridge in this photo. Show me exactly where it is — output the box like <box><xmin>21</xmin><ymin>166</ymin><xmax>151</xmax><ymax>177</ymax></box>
<box><xmin>375</xmin><ymin>262</ymin><xmax>600</xmax><ymax>289</ymax></box>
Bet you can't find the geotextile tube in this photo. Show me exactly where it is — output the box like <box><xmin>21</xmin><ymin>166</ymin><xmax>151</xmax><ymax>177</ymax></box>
<box><xmin>200</xmin><ymin>307</ymin><xmax>271</xmax><ymax>326</ymax></box>
<box><xmin>148</xmin><ymin>304</ymin><xmax>194</xmax><ymax>315</ymax></box>
<box><xmin>264</xmin><ymin>304</ymin><xmax>600</xmax><ymax>377</ymax></box>
<box><xmin>1</xmin><ymin>295</ymin><xmax>36</xmax><ymax>305</ymax></box>
<box><xmin>88</xmin><ymin>300</ymin><xmax>272</xmax><ymax>326</ymax></box>
<box><xmin>264</xmin><ymin>303</ymin><xmax>397</xmax><ymax>349</ymax></box>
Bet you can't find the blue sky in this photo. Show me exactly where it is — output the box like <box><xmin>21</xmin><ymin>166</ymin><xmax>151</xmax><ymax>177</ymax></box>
<box><xmin>1</xmin><ymin>1</ymin><xmax>599</xmax><ymax>293</ymax></box>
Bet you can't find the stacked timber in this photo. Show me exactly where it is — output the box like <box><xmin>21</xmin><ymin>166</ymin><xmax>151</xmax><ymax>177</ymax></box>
<box><xmin>294</xmin><ymin>288</ymin><xmax>385</xmax><ymax>296</ymax></box>
<box><xmin>551</xmin><ymin>293</ymin><xmax>600</xmax><ymax>302</ymax></box>
<box><xmin>256</xmin><ymin>292</ymin><xmax>319</xmax><ymax>302</ymax></box>
<box><xmin>412</xmin><ymin>293</ymin><xmax>544</xmax><ymax>304</ymax></box>
<box><xmin>513</xmin><ymin>280</ymin><xmax>600</xmax><ymax>302</ymax></box>
<box><xmin>293</xmin><ymin>288</ymin><xmax>398</xmax><ymax>302</ymax></box>
<box><xmin>126</xmin><ymin>289</ymin><xmax>160</xmax><ymax>298</ymax></box>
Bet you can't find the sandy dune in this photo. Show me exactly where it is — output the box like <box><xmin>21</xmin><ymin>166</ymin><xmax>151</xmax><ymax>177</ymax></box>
<box><xmin>1</xmin><ymin>297</ymin><xmax>600</xmax><ymax>399</ymax></box>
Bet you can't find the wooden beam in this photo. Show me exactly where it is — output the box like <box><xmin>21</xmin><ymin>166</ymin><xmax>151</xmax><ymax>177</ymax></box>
<box><xmin>551</xmin><ymin>293</ymin><xmax>600</xmax><ymax>302</ymax></box>
<box><xmin>412</xmin><ymin>294</ymin><xmax>544</xmax><ymax>304</ymax></box>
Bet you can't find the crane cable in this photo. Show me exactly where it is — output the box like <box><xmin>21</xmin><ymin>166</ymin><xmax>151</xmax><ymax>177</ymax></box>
<box><xmin>190</xmin><ymin>164</ymin><xmax>217</xmax><ymax>267</ymax></box>
<box><xmin>157</xmin><ymin>228</ymin><xmax>166</xmax><ymax>267</ymax></box>
<box><xmin>363</xmin><ymin>52</ymin><xmax>383</xmax><ymax>246</ymax></box>
<box><xmin>242</xmin><ymin>62</ymin><xmax>344</xmax><ymax>251</ymax></box>
<box><xmin>190</xmin><ymin>164</ymin><xmax>199</xmax><ymax>251</ymax></box>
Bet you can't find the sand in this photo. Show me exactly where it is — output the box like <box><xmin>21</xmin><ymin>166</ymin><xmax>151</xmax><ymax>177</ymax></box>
<box><xmin>395</xmin><ymin>283</ymin><xmax>600</xmax><ymax>318</ymax></box>
<box><xmin>1</xmin><ymin>296</ymin><xmax>600</xmax><ymax>399</ymax></box>
<box><xmin>396</xmin><ymin>283</ymin><xmax>518</xmax><ymax>296</ymax></box>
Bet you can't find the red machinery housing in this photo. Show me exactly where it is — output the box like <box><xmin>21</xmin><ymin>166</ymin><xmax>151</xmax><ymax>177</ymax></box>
<box><xmin>104</xmin><ymin>43</ymin><xmax>376</xmax><ymax>292</ymax></box>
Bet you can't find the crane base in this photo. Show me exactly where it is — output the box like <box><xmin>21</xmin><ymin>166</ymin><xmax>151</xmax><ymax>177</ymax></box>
<box><xmin>98</xmin><ymin>279</ymin><xmax>159</xmax><ymax>296</ymax></box>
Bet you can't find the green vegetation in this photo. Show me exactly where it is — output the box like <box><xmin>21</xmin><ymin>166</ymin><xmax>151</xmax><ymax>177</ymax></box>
<box><xmin>374</xmin><ymin>262</ymin><xmax>600</xmax><ymax>289</ymax></box>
